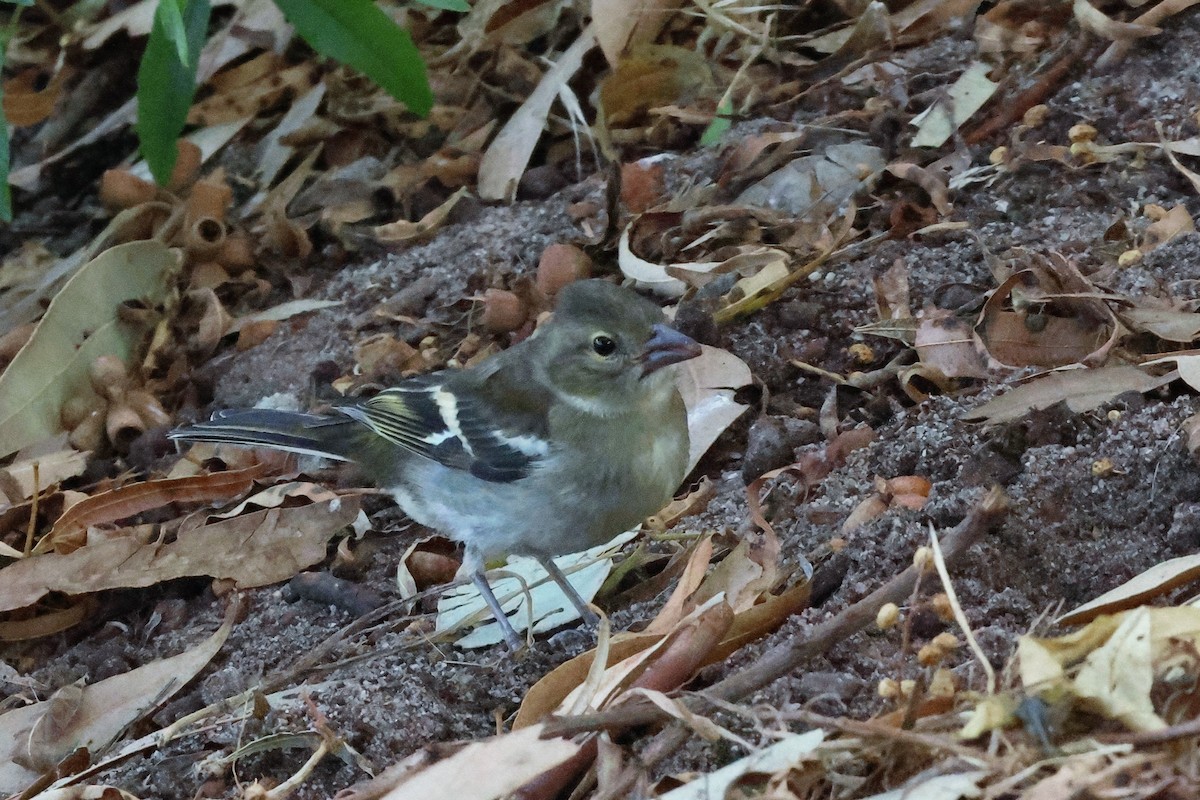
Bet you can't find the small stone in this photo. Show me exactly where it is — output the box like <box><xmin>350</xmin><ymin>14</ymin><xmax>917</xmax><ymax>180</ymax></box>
<box><xmin>518</xmin><ymin>164</ymin><xmax>569</xmax><ymax>200</ymax></box>
<box><xmin>777</xmin><ymin>300</ymin><xmax>821</xmax><ymax>330</ymax></box>
<box><xmin>741</xmin><ymin>416</ymin><xmax>792</xmax><ymax>483</ymax></box>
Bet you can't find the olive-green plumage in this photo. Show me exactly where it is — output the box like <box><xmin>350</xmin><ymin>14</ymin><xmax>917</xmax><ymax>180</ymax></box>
<box><xmin>170</xmin><ymin>279</ymin><xmax>701</xmax><ymax>648</ymax></box>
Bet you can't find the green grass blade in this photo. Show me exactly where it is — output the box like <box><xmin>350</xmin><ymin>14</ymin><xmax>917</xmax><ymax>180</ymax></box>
<box><xmin>273</xmin><ymin>0</ymin><xmax>433</xmax><ymax>116</ymax></box>
<box><xmin>136</xmin><ymin>0</ymin><xmax>211</xmax><ymax>185</ymax></box>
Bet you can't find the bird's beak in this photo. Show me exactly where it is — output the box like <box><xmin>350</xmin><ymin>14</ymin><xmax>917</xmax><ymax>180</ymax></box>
<box><xmin>640</xmin><ymin>323</ymin><xmax>702</xmax><ymax>377</ymax></box>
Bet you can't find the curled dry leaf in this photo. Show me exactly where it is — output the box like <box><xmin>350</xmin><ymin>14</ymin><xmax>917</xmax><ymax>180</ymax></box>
<box><xmin>1072</xmin><ymin>0</ymin><xmax>1161</xmax><ymax>42</ymax></box>
<box><xmin>375</xmin><ymin>187</ymin><xmax>470</xmax><ymax>244</ymax></box>
<box><xmin>975</xmin><ymin>265</ymin><xmax>1119</xmax><ymax>369</ymax></box>
<box><xmin>644</xmin><ymin>477</ymin><xmax>714</xmax><ymax>531</ymax></box>
<box><xmin>674</xmin><ymin>345</ymin><xmax>753</xmax><ymax>474</ymax></box>
<box><xmin>42</xmin><ymin>465</ymin><xmax>270</xmax><ymax>554</ymax></box>
<box><xmin>617</xmin><ymin>219</ymin><xmax>721</xmax><ymax>297</ymax></box>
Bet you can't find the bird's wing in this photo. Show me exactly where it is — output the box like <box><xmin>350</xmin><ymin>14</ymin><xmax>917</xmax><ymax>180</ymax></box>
<box><xmin>333</xmin><ymin>362</ymin><xmax>553</xmax><ymax>483</ymax></box>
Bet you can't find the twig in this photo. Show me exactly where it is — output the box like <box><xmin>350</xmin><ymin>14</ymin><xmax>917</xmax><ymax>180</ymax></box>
<box><xmin>545</xmin><ymin>488</ymin><xmax>1008</xmax><ymax>796</ymax></box>
<box><xmin>928</xmin><ymin>522</ymin><xmax>996</xmax><ymax>695</ymax></box>
<box><xmin>964</xmin><ymin>40</ymin><xmax>1088</xmax><ymax>145</ymax></box>
<box><xmin>769</xmin><ymin>708</ymin><xmax>985</xmax><ymax>760</ymax></box>
<box><xmin>1098</xmin><ymin>715</ymin><xmax>1200</xmax><ymax>747</ymax></box>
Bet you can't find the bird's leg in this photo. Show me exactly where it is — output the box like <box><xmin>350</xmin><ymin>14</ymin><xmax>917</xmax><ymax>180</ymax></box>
<box><xmin>471</xmin><ymin>570</ymin><xmax>524</xmax><ymax>650</ymax></box>
<box><xmin>537</xmin><ymin>556</ymin><xmax>600</xmax><ymax>625</ymax></box>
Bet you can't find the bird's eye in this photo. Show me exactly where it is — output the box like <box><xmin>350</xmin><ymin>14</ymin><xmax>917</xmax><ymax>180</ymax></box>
<box><xmin>592</xmin><ymin>335</ymin><xmax>617</xmax><ymax>356</ymax></box>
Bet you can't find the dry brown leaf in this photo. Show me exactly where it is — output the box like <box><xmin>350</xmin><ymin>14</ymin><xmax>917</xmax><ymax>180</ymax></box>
<box><xmin>592</xmin><ymin>0</ymin><xmax>685</xmax><ymax>67</ymax></box>
<box><xmin>674</xmin><ymin>345</ymin><xmax>753</xmax><ymax>473</ymax></box>
<box><xmin>599</xmin><ymin>46</ymin><xmax>713</xmax><ymax>128</ymax></box>
<box><xmin>975</xmin><ymin>268</ymin><xmax>1118</xmax><ymax>369</ymax></box>
<box><xmin>377</xmin><ymin>724</ymin><xmax>580</xmax><ymax>800</ymax></box>
<box><xmin>1118</xmin><ymin>306</ymin><xmax>1200</xmax><ymax>342</ymax></box>
<box><xmin>914</xmin><ymin>308</ymin><xmax>989</xmax><ymax>379</ymax></box>
<box><xmin>478</xmin><ymin>28</ymin><xmax>595</xmax><ymax>201</ymax></box>
<box><xmin>963</xmin><ymin>366</ymin><xmax>1174</xmax><ymax>425</ymax></box>
<box><xmin>188</xmin><ymin>63</ymin><xmax>316</xmax><ymax>126</ymax></box>
<box><xmin>0</xmin><ymin>599</ymin><xmax>237</xmax><ymax>794</ymax></box>
<box><xmin>41</xmin><ymin>465</ymin><xmax>267</xmax><ymax>555</ymax></box>
<box><xmin>886</xmin><ymin>162</ymin><xmax>952</xmax><ymax>216</ymax></box>
<box><xmin>645</xmin><ymin>536</ymin><xmax>714</xmax><ymax>635</ymax></box>
<box><xmin>513</xmin><ymin>633</ymin><xmax>663</xmax><ymax>729</ymax></box>
<box><xmin>0</xmin><ymin>598</ymin><xmax>96</xmax><ymax>642</ymax></box>
<box><xmin>1144</xmin><ymin>351</ymin><xmax>1200</xmax><ymax>392</ymax></box>
<box><xmin>1139</xmin><ymin>203</ymin><xmax>1195</xmax><ymax>252</ymax></box>
<box><xmin>3</xmin><ymin>66</ymin><xmax>74</xmax><ymax>127</ymax></box>
<box><xmin>375</xmin><ymin>188</ymin><xmax>469</xmax><ymax>244</ymax></box>
<box><xmin>0</xmin><ymin>447</ymin><xmax>90</xmax><ymax>504</ymax></box>
<box><xmin>617</xmin><ymin>219</ymin><xmax>722</xmax><ymax>297</ymax></box>
<box><xmin>0</xmin><ymin>495</ymin><xmax>358</xmax><ymax>612</ymax></box>
<box><xmin>1058</xmin><ymin>554</ymin><xmax>1200</xmax><ymax>626</ymax></box>
<box><xmin>644</xmin><ymin>477</ymin><xmax>715</xmax><ymax>531</ymax></box>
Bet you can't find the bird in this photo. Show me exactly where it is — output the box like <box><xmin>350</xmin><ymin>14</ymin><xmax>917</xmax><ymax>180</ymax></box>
<box><xmin>169</xmin><ymin>279</ymin><xmax>703</xmax><ymax>648</ymax></box>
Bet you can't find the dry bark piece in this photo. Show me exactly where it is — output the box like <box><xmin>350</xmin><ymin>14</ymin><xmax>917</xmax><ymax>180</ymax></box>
<box><xmin>620</xmin><ymin>159</ymin><xmax>667</xmax><ymax>213</ymax></box>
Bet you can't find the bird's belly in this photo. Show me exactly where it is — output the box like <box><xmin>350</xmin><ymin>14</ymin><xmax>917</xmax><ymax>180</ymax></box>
<box><xmin>388</xmin><ymin>439</ymin><xmax>685</xmax><ymax>562</ymax></box>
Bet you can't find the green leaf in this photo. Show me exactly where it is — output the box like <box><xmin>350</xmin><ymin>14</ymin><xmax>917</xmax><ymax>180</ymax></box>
<box><xmin>0</xmin><ymin>47</ymin><xmax>10</xmax><ymax>222</ymax></box>
<box><xmin>0</xmin><ymin>241</ymin><xmax>181</xmax><ymax>459</ymax></box>
<box><xmin>157</xmin><ymin>0</ymin><xmax>192</xmax><ymax>65</ymax></box>
<box><xmin>273</xmin><ymin>0</ymin><xmax>433</xmax><ymax>116</ymax></box>
<box><xmin>136</xmin><ymin>0</ymin><xmax>210</xmax><ymax>185</ymax></box>
<box><xmin>413</xmin><ymin>0</ymin><xmax>470</xmax><ymax>11</ymax></box>
<box><xmin>700</xmin><ymin>96</ymin><xmax>733</xmax><ymax>147</ymax></box>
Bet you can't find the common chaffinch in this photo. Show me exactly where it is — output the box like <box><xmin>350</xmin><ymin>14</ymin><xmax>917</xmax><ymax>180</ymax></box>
<box><xmin>170</xmin><ymin>279</ymin><xmax>702</xmax><ymax>648</ymax></box>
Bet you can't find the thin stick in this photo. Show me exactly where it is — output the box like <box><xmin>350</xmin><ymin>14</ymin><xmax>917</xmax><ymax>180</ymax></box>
<box><xmin>546</xmin><ymin>487</ymin><xmax>1008</xmax><ymax>740</ymax></box>
<box><xmin>928</xmin><ymin>522</ymin><xmax>996</xmax><ymax>695</ymax></box>
<box><xmin>574</xmin><ymin>489</ymin><xmax>1008</xmax><ymax>798</ymax></box>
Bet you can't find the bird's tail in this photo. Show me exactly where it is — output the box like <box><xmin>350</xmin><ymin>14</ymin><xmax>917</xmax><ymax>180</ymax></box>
<box><xmin>168</xmin><ymin>409</ymin><xmax>355</xmax><ymax>461</ymax></box>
